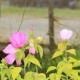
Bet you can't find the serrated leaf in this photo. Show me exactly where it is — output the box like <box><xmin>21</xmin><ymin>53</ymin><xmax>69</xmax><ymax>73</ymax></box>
<box><xmin>58</xmin><ymin>43</ymin><xmax>66</xmax><ymax>52</ymax></box>
<box><xmin>68</xmin><ymin>57</ymin><xmax>77</xmax><ymax>62</ymax></box>
<box><xmin>38</xmin><ymin>45</ymin><xmax>43</xmax><ymax>58</ymax></box>
<box><xmin>57</xmin><ymin>66</ymin><xmax>63</xmax><ymax>75</ymax></box>
<box><xmin>17</xmin><ymin>74</ymin><xmax>23</xmax><ymax>80</ymax></box>
<box><xmin>15</xmin><ymin>50</ymin><xmax>24</xmax><ymax>62</ymax></box>
<box><xmin>67</xmin><ymin>49</ymin><xmax>76</xmax><ymax>55</ymax></box>
<box><xmin>52</xmin><ymin>51</ymin><xmax>63</xmax><ymax>59</ymax></box>
<box><xmin>11</xmin><ymin>67</ymin><xmax>22</xmax><ymax>80</ymax></box>
<box><xmin>0</xmin><ymin>69</ymin><xmax>7</xmax><ymax>80</ymax></box>
<box><xmin>25</xmin><ymin>46</ymin><xmax>33</xmax><ymax>49</ymax></box>
<box><xmin>33</xmin><ymin>40</ymin><xmax>38</xmax><ymax>53</ymax></box>
<box><xmin>49</xmin><ymin>73</ymin><xmax>56</xmax><ymax>80</ymax></box>
<box><xmin>47</xmin><ymin>66</ymin><xmax>56</xmax><ymax>73</ymax></box>
<box><xmin>24</xmin><ymin>72</ymin><xmax>34</xmax><ymax>80</ymax></box>
<box><xmin>24</xmin><ymin>54</ymin><xmax>41</xmax><ymax>69</ymax></box>
<box><xmin>56</xmin><ymin>74</ymin><xmax>61</xmax><ymax>80</ymax></box>
<box><xmin>57</xmin><ymin>61</ymin><xmax>65</xmax><ymax>68</ymax></box>
<box><xmin>0</xmin><ymin>64</ymin><xmax>4</xmax><ymax>70</ymax></box>
<box><xmin>73</xmin><ymin>61</ymin><xmax>80</xmax><ymax>67</ymax></box>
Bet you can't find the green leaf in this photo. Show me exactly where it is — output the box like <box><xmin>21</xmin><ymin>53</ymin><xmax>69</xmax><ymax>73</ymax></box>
<box><xmin>57</xmin><ymin>61</ymin><xmax>65</xmax><ymax>68</ymax></box>
<box><xmin>0</xmin><ymin>64</ymin><xmax>4</xmax><ymax>70</ymax></box>
<box><xmin>49</xmin><ymin>73</ymin><xmax>56</xmax><ymax>80</ymax></box>
<box><xmin>33</xmin><ymin>40</ymin><xmax>38</xmax><ymax>53</ymax></box>
<box><xmin>57</xmin><ymin>66</ymin><xmax>63</xmax><ymax>75</ymax></box>
<box><xmin>38</xmin><ymin>45</ymin><xmax>43</xmax><ymax>58</ymax></box>
<box><xmin>37</xmin><ymin>74</ymin><xmax>47</xmax><ymax>80</ymax></box>
<box><xmin>52</xmin><ymin>51</ymin><xmax>63</xmax><ymax>59</ymax></box>
<box><xmin>67</xmin><ymin>49</ymin><xmax>76</xmax><ymax>55</ymax></box>
<box><xmin>15</xmin><ymin>50</ymin><xmax>24</xmax><ymax>62</ymax></box>
<box><xmin>68</xmin><ymin>57</ymin><xmax>77</xmax><ymax>62</ymax></box>
<box><xmin>25</xmin><ymin>46</ymin><xmax>33</xmax><ymax>49</ymax></box>
<box><xmin>6</xmin><ymin>69</ymin><xmax>12</xmax><ymax>79</ymax></box>
<box><xmin>17</xmin><ymin>74</ymin><xmax>23</xmax><ymax>80</ymax></box>
<box><xmin>0</xmin><ymin>69</ymin><xmax>7</xmax><ymax>80</ymax></box>
<box><xmin>24</xmin><ymin>72</ymin><xmax>35</xmax><ymax>80</ymax></box>
<box><xmin>11</xmin><ymin>67</ymin><xmax>22</xmax><ymax>80</ymax></box>
<box><xmin>58</xmin><ymin>43</ymin><xmax>66</xmax><ymax>52</ymax></box>
<box><xmin>47</xmin><ymin>66</ymin><xmax>56</xmax><ymax>73</ymax></box>
<box><xmin>24</xmin><ymin>54</ymin><xmax>41</xmax><ymax>69</ymax></box>
<box><xmin>73</xmin><ymin>61</ymin><xmax>80</xmax><ymax>67</ymax></box>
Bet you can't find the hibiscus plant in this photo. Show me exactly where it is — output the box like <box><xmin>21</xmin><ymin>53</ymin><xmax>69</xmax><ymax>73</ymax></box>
<box><xmin>0</xmin><ymin>28</ymin><xmax>80</xmax><ymax>80</ymax></box>
<box><xmin>47</xmin><ymin>29</ymin><xmax>80</xmax><ymax>80</ymax></box>
<box><xmin>0</xmin><ymin>28</ymin><xmax>44</xmax><ymax>80</ymax></box>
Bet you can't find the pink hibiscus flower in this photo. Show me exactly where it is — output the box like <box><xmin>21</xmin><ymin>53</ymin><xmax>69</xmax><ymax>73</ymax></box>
<box><xmin>10</xmin><ymin>32</ymin><xmax>28</xmax><ymax>48</ymax></box>
<box><xmin>60</xmin><ymin>29</ymin><xmax>73</xmax><ymax>41</ymax></box>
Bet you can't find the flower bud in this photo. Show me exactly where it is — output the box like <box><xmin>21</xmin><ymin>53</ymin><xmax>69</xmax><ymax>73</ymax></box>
<box><xmin>36</xmin><ymin>37</ymin><xmax>43</xmax><ymax>42</ymax></box>
<box><xmin>30</xmin><ymin>28</ymin><xmax>34</xmax><ymax>37</ymax></box>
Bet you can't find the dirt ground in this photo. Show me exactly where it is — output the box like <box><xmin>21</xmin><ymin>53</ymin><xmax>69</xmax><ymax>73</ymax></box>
<box><xmin>0</xmin><ymin>16</ymin><xmax>80</xmax><ymax>50</ymax></box>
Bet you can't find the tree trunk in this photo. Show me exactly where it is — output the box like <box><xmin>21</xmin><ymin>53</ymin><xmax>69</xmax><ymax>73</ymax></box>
<box><xmin>49</xmin><ymin>0</ymin><xmax>55</xmax><ymax>50</ymax></box>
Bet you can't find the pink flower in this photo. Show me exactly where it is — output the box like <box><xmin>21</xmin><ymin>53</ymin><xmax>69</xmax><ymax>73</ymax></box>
<box><xmin>10</xmin><ymin>32</ymin><xmax>28</xmax><ymax>48</ymax></box>
<box><xmin>16</xmin><ymin>60</ymin><xmax>22</xmax><ymax>66</ymax></box>
<box><xmin>29</xmin><ymin>42</ymin><xmax>35</xmax><ymax>55</ymax></box>
<box><xmin>30</xmin><ymin>28</ymin><xmax>33</xmax><ymax>32</ymax></box>
<box><xmin>3</xmin><ymin>44</ymin><xmax>24</xmax><ymax>66</ymax></box>
<box><xmin>60</xmin><ymin>29</ymin><xmax>72</xmax><ymax>41</ymax></box>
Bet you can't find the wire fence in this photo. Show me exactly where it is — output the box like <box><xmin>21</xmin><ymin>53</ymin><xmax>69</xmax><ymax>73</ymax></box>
<box><xmin>0</xmin><ymin>0</ymin><xmax>80</xmax><ymax>50</ymax></box>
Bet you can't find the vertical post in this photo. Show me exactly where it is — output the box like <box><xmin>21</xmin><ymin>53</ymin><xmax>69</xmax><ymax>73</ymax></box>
<box><xmin>49</xmin><ymin>0</ymin><xmax>55</xmax><ymax>49</ymax></box>
<box><xmin>0</xmin><ymin>1</ymin><xmax>1</xmax><ymax>18</ymax></box>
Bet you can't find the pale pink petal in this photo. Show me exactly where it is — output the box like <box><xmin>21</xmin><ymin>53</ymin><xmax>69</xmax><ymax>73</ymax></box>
<box><xmin>16</xmin><ymin>60</ymin><xmax>22</xmax><ymax>66</ymax></box>
<box><xmin>4</xmin><ymin>54</ymin><xmax>16</xmax><ymax>64</ymax></box>
<box><xmin>29</xmin><ymin>48</ymin><xmax>35</xmax><ymax>55</ymax></box>
<box><xmin>60</xmin><ymin>29</ymin><xmax>72</xmax><ymax>40</ymax></box>
<box><xmin>67</xmin><ymin>30</ymin><xmax>73</xmax><ymax>40</ymax></box>
<box><xmin>3</xmin><ymin>44</ymin><xmax>16</xmax><ymax>54</ymax></box>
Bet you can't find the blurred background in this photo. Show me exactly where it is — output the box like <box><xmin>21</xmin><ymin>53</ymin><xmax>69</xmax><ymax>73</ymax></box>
<box><xmin>0</xmin><ymin>0</ymin><xmax>80</xmax><ymax>51</ymax></box>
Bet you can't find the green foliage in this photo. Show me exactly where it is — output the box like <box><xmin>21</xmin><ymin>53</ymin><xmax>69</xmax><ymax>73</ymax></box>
<box><xmin>52</xmin><ymin>51</ymin><xmax>63</xmax><ymax>59</ymax></box>
<box><xmin>24</xmin><ymin>72</ymin><xmax>47</xmax><ymax>80</ymax></box>
<box><xmin>67</xmin><ymin>49</ymin><xmax>76</xmax><ymax>55</ymax></box>
<box><xmin>47</xmin><ymin>41</ymin><xmax>80</xmax><ymax>80</ymax></box>
<box><xmin>15</xmin><ymin>49</ymin><xmax>24</xmax><ymax>62</ymax></box>
<box><xmin>38</xmin><ymin>45</ymin><xmax>43</xmax><ymax>58</ymax></box>
<box><xmin>24</xmin><ymin>54</ymin><xmax>41</xmax><ymax>69</ymax></box>
<box><xmin>47</xmin><ymin>66</ymin><xmax>56</xmax><ymax>73</ymax></box>
<box><xmin>11</xmin><ymin>67</ymin><xmax>22</xmax><ymax>80</ymax></box>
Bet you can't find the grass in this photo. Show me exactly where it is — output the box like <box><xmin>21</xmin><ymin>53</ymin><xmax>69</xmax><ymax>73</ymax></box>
<box><xmin>1</xmin><ymin>6</ymin><xmax>80</xmax><ymax>18</ymax></box>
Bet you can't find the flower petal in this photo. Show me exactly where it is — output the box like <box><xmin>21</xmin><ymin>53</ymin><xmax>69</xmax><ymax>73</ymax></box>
<box><xmin>4</xmin><ymin>54</ymin><xmax>16</xmax><ymax>64</ymax></box>
<box><xmin>10</xmin><ymin>32</ymin><xmax>28</xmax><ymax>48</ymax></box>
<box><xmin>60</xmin><ymin>29</ymin><xmax>72</xmax><ymax>40</ymax></box>
<box><xmin>3</xmin><ymin>44</ymin><xmax>16</xmax><ymax>54</ymax></box>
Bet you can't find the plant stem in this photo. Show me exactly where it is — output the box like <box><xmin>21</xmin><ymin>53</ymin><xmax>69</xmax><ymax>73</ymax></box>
<box><xmin>0</xmin><ymin>72</ymin><xmax>6</xmax><ymax>80</ymax></box>
<box><xmin>36</xmin><ymin>65</ymin><xmax>38</xmax><ymax>74</ymax></box>
<box><xmin>18</xmin><ymin>0</ymin><xmax>27</xmax><ymax>32</ymax></box>
<box><xmin>66</xmin><ymin>76</ymin><xmax>68</xmax><ymax>80</ymax></box>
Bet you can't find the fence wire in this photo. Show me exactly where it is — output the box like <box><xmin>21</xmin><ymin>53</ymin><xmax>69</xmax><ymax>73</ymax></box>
<box><xmin>0</xmin><ymin>0</ymin><xmax>80</xmax><ymax>51</ymax></box>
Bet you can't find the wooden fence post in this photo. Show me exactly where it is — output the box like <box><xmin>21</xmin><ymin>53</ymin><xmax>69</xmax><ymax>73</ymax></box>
<box><xmin>49</xmin><ymin>0</ymin><xmax>55</xmax><ymax>49</ymax></box>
